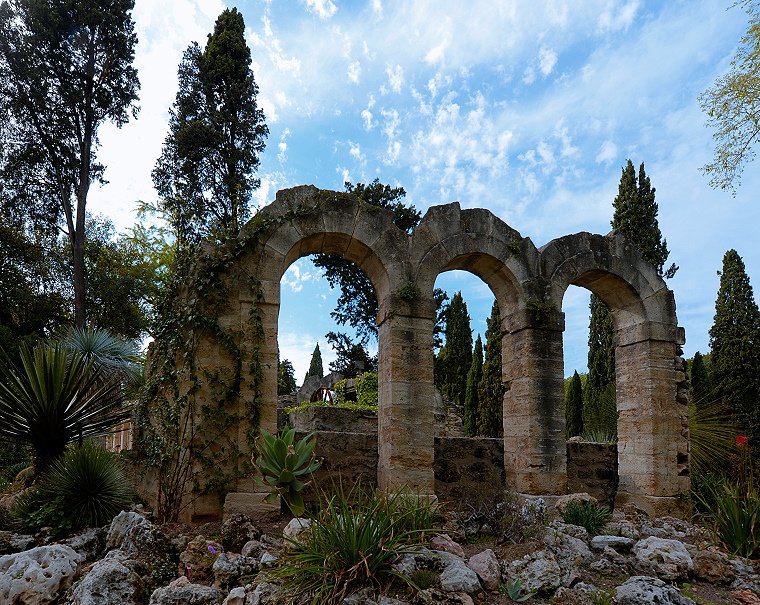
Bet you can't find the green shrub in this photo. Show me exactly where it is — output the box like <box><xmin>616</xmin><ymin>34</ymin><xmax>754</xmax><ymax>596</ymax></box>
<box><xmin>354</xmin><ymin>372</ymin><xmax>378</xmax><ymax>409</ymax></box>
<box><xmin>560</xmin><ymin>500</ymin><xmax>612</xmax><ymax>535</ymax></box>
<box><xmin>14</xmin><ymin>442</ymin><xmax>133</xmax><ymax>534</ymax></box>
<box><xmin>263</xmin><ymin>481</ymin><xmax>442</xmax><ymax>604</ymax></box>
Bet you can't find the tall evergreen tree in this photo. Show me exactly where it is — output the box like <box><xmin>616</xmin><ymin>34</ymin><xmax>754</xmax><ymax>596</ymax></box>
<box><xmin>278</xmin><ymin>359</ymin><xmax>296</xmax><ymax>395</ymax></box>
<box><xmin>689</xmin><ymin>351</ymin><xmax>712</xmax><ymax>404</ymax></box>
<box><xmin>304</xmin><ymin>343</ymin><xmax>324</xmax><ymax>383</ymax></box>
<box><xmin>0</xmin><ymin>0</ymin><xmax>140</xmax><ymax>328</ymax></box>
<box><xmin>152</xmin><ymin>8</ymin><xmax>267</xmax><ymax>248</ymax></box>
<box><xmin>478</xmin><ymin>302</ymin><xmax>503</xmax><ymax>437</ymax></box>
<box><xmin>585</xmin><ymin>160</ymin><xmax>677</xmax><ymax>416</ymax></box>
<box><xmin>463</xmin><ymin>334</ymin><xmax>483</xmax><ymax>436</ymax></box>
<box><xmin>565</xmin><ymin>371</ymin><xmax>583</xmax><ymax>438</ymax></box>
<box><xmin>709</xmin><ymin>249</ymin><xmax>760</xmax><ymax>445</ymax></box>
<box><xmin>436</xmin><ymin>292</ymin><xmax>473</xmax><ymax>405</ymax></box>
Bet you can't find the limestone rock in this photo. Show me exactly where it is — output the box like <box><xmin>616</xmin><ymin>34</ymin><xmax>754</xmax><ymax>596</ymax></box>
<box><xmin>222</xmin><ymin>586</ymin><xmax>246</xmax><ymax>605</ymax></box>
<box><xmin>439</xmin><ymin>561</ymin><xmax>481</xmax><ymax>594</ymax></box>
<box><xmin>149</xmin><ymin>583</ymin><xmax>224</xmax><ymax>605</ymax></box>
<box><xmin>616</xmin><ymin>576</ymin><xmax>695</xmax><ymax>605</ymax></box>
<box><xmin>69</xmin><ymin>557</ymin><xmax>144</xmax><ymax>605</ymax></box>
<box><xmin>547</xmin><ymin>521</ymin><xmax>590</xmax><ymax>543</ymax></box>
<box><xmin>554</xmin><ymin>493</ymin><xmax>597</xmax><ymax>515</ymax></box>
<box><xmin>179</xmin><ymin>536</ymin><xmax>223</xmax><ymax>583</ymax></box>
<box><xmin>212</xmin><ymin>552</ymin><xmax>257</xmax><ymax>591</ymax></box>
<box><xmin>693</xmin><ymin>550</ymin><xmax>734</xmax><ymax>584</ymax></box>
<box><xmin>0</xmin><ymin>531</ymin><xmax>34</xmax><ymax>555</ymax></box>
<box><xmin>282</xmin><ymin>518</ymin><xmax>311</xmax><ymax>548</ymax></box>
<box><xmin>590</xmin><ymin>535</ymin><xmax>634</xmax><ymax>551</ymax></box>
<box><xmin>553</xmin><ymin>586</ymin><xmax>594</xmax><ymax>605</ymax></box>
<box><xmin>106</xmin><ymin>511</ymin><xmax>150</xmax><ymax>552</ymax></box>
<box><xmin>241</xmin><ymin>539</ymin><xmax>266</xmax><ymax>559</ymax></box>
<box><xmin>632</xmin><ymin>537</ymin><xmax>694</xmax><ymax>581</ymax></box>
<box><xmin>0</xmin><ymin>544</ymin><xmax>82</xmax><ymax>605</ymax></box>
<box><xmin>219</xmin><ymin>513</ymin><xmax>262</xmax><ymax>553</ymax></box>
<box><xmin>245</xmin><ymin>581</ymin><xmax>281</xmax><ymax>605</ymax></box>
<box><xmin>259</xmin><ymin>551</ymin><xmax>278</xmax><ymax>568</ymax></box>
<box><xmin>412</xmin><ymin>588</ymin><xmax>474</xmax><ymax>605</ymax></box>
<box><xmin>467</xmin><ymin>548</ymin><xmax>500</xmax><ymax>591</ymax></box>
<box><xmin>502</xmin><ymin>548</ymin><xmax>562</xmax><ymax>593</ymax></box>
<box><xmin>430</xmin><ymin>534</ymin><xmax>465</xmax><ymax>558</ymax></box>
<box><xmin>129</xmin><ymin>523</ymin><xmax>175</xmax><ymax>561</ymax></box>
<box><xmin>63</xmin><ymin>527</ymin><xmax>107</xmax><ymax>560</ymax></box>
<box><xmin>733</xmin><ymin>589</ymin><xmax>760</xmax><ymax>605</ymax></box>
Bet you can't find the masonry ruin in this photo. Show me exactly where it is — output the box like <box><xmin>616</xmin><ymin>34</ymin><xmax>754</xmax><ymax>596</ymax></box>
<box><xmin>157</xmin><ymin>185</ymin><xmax>690</xmax><ymax>520</ymax></box>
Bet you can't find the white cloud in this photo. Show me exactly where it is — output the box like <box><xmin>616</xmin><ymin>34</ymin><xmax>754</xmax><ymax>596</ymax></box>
<box><xmin>384</xmin><ymin>64</ymin><xmax>404</xmax><ymax>94</ymax></box>
<box><xmin>281</xmin><ymin>261</ymin><xmax>319</xmax><ymax>293</ymax></box>
<box><xmin>539</xmin><ymin>47</ymin><xmax>558</xmax><ymax>76</ymax></box>
<box><xmin>349</xmin><ymin>141</ymin><xmax>366</xmax><ymax>166</ymax></box>
<box><xmin>304</xmin><ymin>0</ymin><xmax>337</xmax><ymax>19</ymax></box>
<box><xmin>278</xmin><ymin>129</ymin><xmax>291</xmax><ymax>163</ymax></box>
<box><xmin>371</xmin><ymin>0</ymin><xmax>382</xmax><ymax>18</ymax></box>
<box><xmin>598</xmin><ymin>0</ymin><xmax>641</xmax><ymax>32</ymax></box>
<box><xmin>347</xmin><ymin>61</ymin><xmax>361</xmax><ymax>83</ymax></box>
<box><xmin>596</xmin><ymin>140</ymin><xmax>618</xmax><ymax>164</ymax></box>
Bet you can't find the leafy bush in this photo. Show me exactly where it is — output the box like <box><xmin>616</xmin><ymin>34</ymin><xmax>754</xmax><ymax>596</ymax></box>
<box><xmin>263</xmin><ymin>481</ymin><xmax>442</xmax><ymax>604</ymax></box>
<box><xmin>451</xmin><ymin>478</ymin><xmax>547</xmax><ymax>543</ymax></box>
<box><xmin>354</xmin><ymin>372</ymin><xmax>378</xmax><ymax>409</ymax></box>
<box><xmin>14</xmin><ymin>442</ymin><xmax>133</xmax><ymax>534</ymax></box>
<box><xmin>560</xmin><ymin>500</ymin><xmax>612</xmax><ymax>535</ymax></box>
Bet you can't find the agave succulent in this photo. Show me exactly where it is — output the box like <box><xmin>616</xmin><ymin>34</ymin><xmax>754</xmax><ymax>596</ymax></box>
<box><xmin>253</xmin><ymin>427</ymin><xmax>321</xmax><ymax>516</ymax></box>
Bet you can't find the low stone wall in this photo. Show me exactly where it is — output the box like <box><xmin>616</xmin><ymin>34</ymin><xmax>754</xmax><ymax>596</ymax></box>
<box><xmin>566</xmin><ymin>441</ymin><xmax>619</xmax><ymax>508</ymax></box>
<box><xmin>294</xmin><ymin>431</ymin><xmax>618</xmax><ymax>508</ymax></box>
<box><xmin>290</xmin><ymin>407</ymin><xmax>379</xmax><ymax>434</ymax></box>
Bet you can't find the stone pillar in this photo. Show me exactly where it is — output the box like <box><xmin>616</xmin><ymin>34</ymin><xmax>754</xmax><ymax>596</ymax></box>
<box><xmin>501</xmin><ymin>307</ymin><xmax>567</xmax><ymax>501</ymax></box>
<box><xmin>376</xmin><ymin>294</ymin><xmax>437</xmax><ymax>494</ymax></box>
<box><xmin>615</xmin><ymin>323</ymin><xmax>689</xmax><ymax>516</ymax></box>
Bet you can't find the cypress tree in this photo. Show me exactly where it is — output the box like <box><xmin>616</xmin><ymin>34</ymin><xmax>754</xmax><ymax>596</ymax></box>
<box><xmin>463</xmin><ymin>334</ymin><xmax>483</xmax><ymax>436</ymax></box>
<box><xmin>585</xmin><ymin>160</ymin><xmax>676</xmax><ymax>421</ymax></box>
<box><xmin>304</xmin><ymin>343</ymin><xmax>324</xmax><ymax>383</ymax></box>
<box><xmin>436</xmin><ymin>292</ymin><xmax>472</xmax><ymax>405</ymax></box>
<box><xmin>689</xmin><ymin>351</ymin><xmax>712</xmax><ymax>404</ymax></box>
<box><xmin>565</xmin><ymin>371</ymin><xmax>583</xmax><ymax>438</ymax></box>
<box><xmin>477</xmin><ymin>302</ymin><xmax>503</xmax><ymax>438</ymax></box>
<box><xmin>709</xmin><ymin>250</ymin><xmax>760</xmax><ymax>445</ymax></box>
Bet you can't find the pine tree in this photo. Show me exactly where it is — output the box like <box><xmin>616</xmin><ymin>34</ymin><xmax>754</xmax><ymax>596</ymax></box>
<box><xmin>477</xmin><ymin>302</ymin><xmax>503</xmax><ymax>438</ymax></box>
<box><xmin>278</xmin><ymin>359</ymin><xmax>296</xmax><ymax>395</ymax></box>
<box><xmin>689</xmin><ymin>351</ymin><xmax>712</xmax><ymax>404</ymax></box>
<box><xmin>585</xmin><ymin>160</ymin><xmax>676</xmax><ymax>418</ymax></box>
<box><xmin>565</xmin><ymin>371</ymin><xmax>583</xmax><ymax>438</ymax></box>
<box><xmin>709</xmin><ymin>250</ymin><xmax>760</xmax><ymax>445</ymax></box>
<box><xmin>435</xmin><ymin>292</ymin><xmax>472</xmax><ymax>405</ymax></box>
<box><xmin>152</xmin><ymin>8</ymin><xmax>267</xmax><ymax>248</ymax></box>
<box><xmin>463</xmin><ymin>334</ymin><xmax>483</xmax><ymax>436</ymax></box>
<box><xmin>304</xmin><ymin>343</ymin><xmax>324</xmax><ymax>383</ymax></box>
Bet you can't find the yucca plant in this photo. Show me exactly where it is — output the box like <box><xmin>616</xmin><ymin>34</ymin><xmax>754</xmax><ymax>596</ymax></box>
<box><xmin>262</xmin><ymin>480</ymin><xmax>442</xmax><ymax>604</ymax></box>
<box><xmin>253</xmin><ymin>427</ymin><xmax>321</xmax><ymax>516</ymax></box>
<box><xmin>560</xmin><ymin>500</ymin><xmax>612</xmax><ymax>535</ymax></box>
<box><xmin>688</xmin><ymin>395</ymin><xmax>737</xmax><ymax>476</ymax></box>
<box><xmin>696</xmin><ymin>477</ymin><xmax>760</xmax><ymax>558</ymax></box>
<box><xmin>0</xmin><ymin>343</ymin><xmax>128</xmax><ymax>477</ymax></box>
<box><xmin>14</xmin><ymin>441</ymin><xmax>133</xmax><ymax>534</ymax></box>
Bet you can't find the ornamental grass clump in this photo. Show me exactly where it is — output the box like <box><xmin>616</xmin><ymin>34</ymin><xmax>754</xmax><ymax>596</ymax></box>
<box><xmin>560</xmin><ymin>500</ymin><xmax>612</xmax><ymax>535</ymax></box>
<box><xmin>261</xmin><ymin>481</ymin><xmax>442</xmax><ymax>604</ymax></box>
<box><xmin>696</xmin><ymin>436</ymin><xmax>760</xmax><ymax>558</ymax></box>
<box><xmin>14</xmin><ymin>441</ymin><xmax>133</xmax><ymax>535</ymax></box>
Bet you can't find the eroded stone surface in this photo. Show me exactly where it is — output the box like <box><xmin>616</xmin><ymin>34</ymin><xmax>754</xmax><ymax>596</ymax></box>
<box><xmin>0</xmin><ymin>544</ymin><xmax>82</xmax><ymax>605</ymax></box>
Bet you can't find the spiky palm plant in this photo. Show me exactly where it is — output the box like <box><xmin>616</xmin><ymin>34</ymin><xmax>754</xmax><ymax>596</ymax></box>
<box><xmin>0</xmin><ymin>343</ymin><xmax>129</xmax><ymax>477</ymax></box>
<box><xmin>58</xmin><ymin>327</ymin><xmax>141</xmax><ymax>383</ymax></box>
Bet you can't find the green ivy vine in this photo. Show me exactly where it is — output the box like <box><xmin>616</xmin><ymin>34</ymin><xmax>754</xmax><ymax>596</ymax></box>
<box><xmin>133</xmin><ymin>192</ymin><xmax>336</xmax><ymax>522</ymax></box>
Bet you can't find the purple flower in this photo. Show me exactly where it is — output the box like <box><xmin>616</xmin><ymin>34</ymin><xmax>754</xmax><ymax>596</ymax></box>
<box><xmin>208</xmin><ymin>545</ymin><xmax>216</xmax><ymax>555</ymax></box>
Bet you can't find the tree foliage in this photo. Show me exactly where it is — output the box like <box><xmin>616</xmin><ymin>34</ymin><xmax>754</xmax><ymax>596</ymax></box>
<box><xmin>700</xmin><ymin>1</ymin><xmax>760</xmax><ymax>195</ymax></box>
<box><xmin>278</xmin><ymin>359</ymin><xmax>296</xmax><ymax>396</ymax></box>
<box><xmin>477</xmin><ymin>301</ymin><xmax>503</xmax><ymax>438</ymax></box>
<box><xmin>463</xmin><ymin>334</ymin><xmax>483</xmax><ymax>437</ymax></box>
<box><xmin>304</xmin><ymin>343</ymin><xmax>324</xmax><ymax>383</ymax></box>
<box><xmin>152</xmin><ymin>8</ymin><xmax>267</xmax><ymax>248</ymax></box>
<box><xmin>585</xmin><ymin>160</ymin><xmax>676</xmax><ymax>419</ymax></box>
<box><xmin>565</xmin><ymin>370</ymin><xmax>583</xmax><ymax>438</ymax></box>
<box><xmin>326</xmin><ymin>331</ymin><xmax>377</xmax><ymax>379</ymax></box>
<box><xmin>436</xmin><ymin>292</ymin><xmax>472</xmax><ymax>405</ymax></box>
<box><xmin>689</xmin><ymin>351</ymin><xmax>713</xmax><ymax>404</ymax></box>
<box><xmin>0</xmin><ymin>0</ymin><xmax>140</xmax><ymax>327</ymax></box>
<box><xmin>709</xmin><ymin>249</ymin><xmax>760</xmax><ymax>445</ymax></box>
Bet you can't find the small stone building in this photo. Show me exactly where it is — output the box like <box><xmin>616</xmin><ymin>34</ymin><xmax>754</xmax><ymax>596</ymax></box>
<box><xmin>144</xmin><ymin>185</ymin><xmax>689</xmax><ymax>521</ymax></box>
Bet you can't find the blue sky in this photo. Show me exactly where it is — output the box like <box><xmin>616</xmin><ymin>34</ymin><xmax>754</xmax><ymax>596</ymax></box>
<box><xmin>87</xmin><ymin>0</ymin><xmax>760</xmax><ymax>381</ymax></box>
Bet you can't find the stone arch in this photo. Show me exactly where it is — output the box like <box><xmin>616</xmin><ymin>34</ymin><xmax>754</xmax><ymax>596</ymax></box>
<box><xmin>541</xmin><ymin>231</ymin><xmax>688</xmax><ymax>515</ymax></box>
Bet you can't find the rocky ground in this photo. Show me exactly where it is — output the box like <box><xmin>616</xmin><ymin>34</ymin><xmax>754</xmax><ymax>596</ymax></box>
<box><xmin>0</xmin><ymin>495</ymin><xmax>758</xmax><ymax>605</ymax></box>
